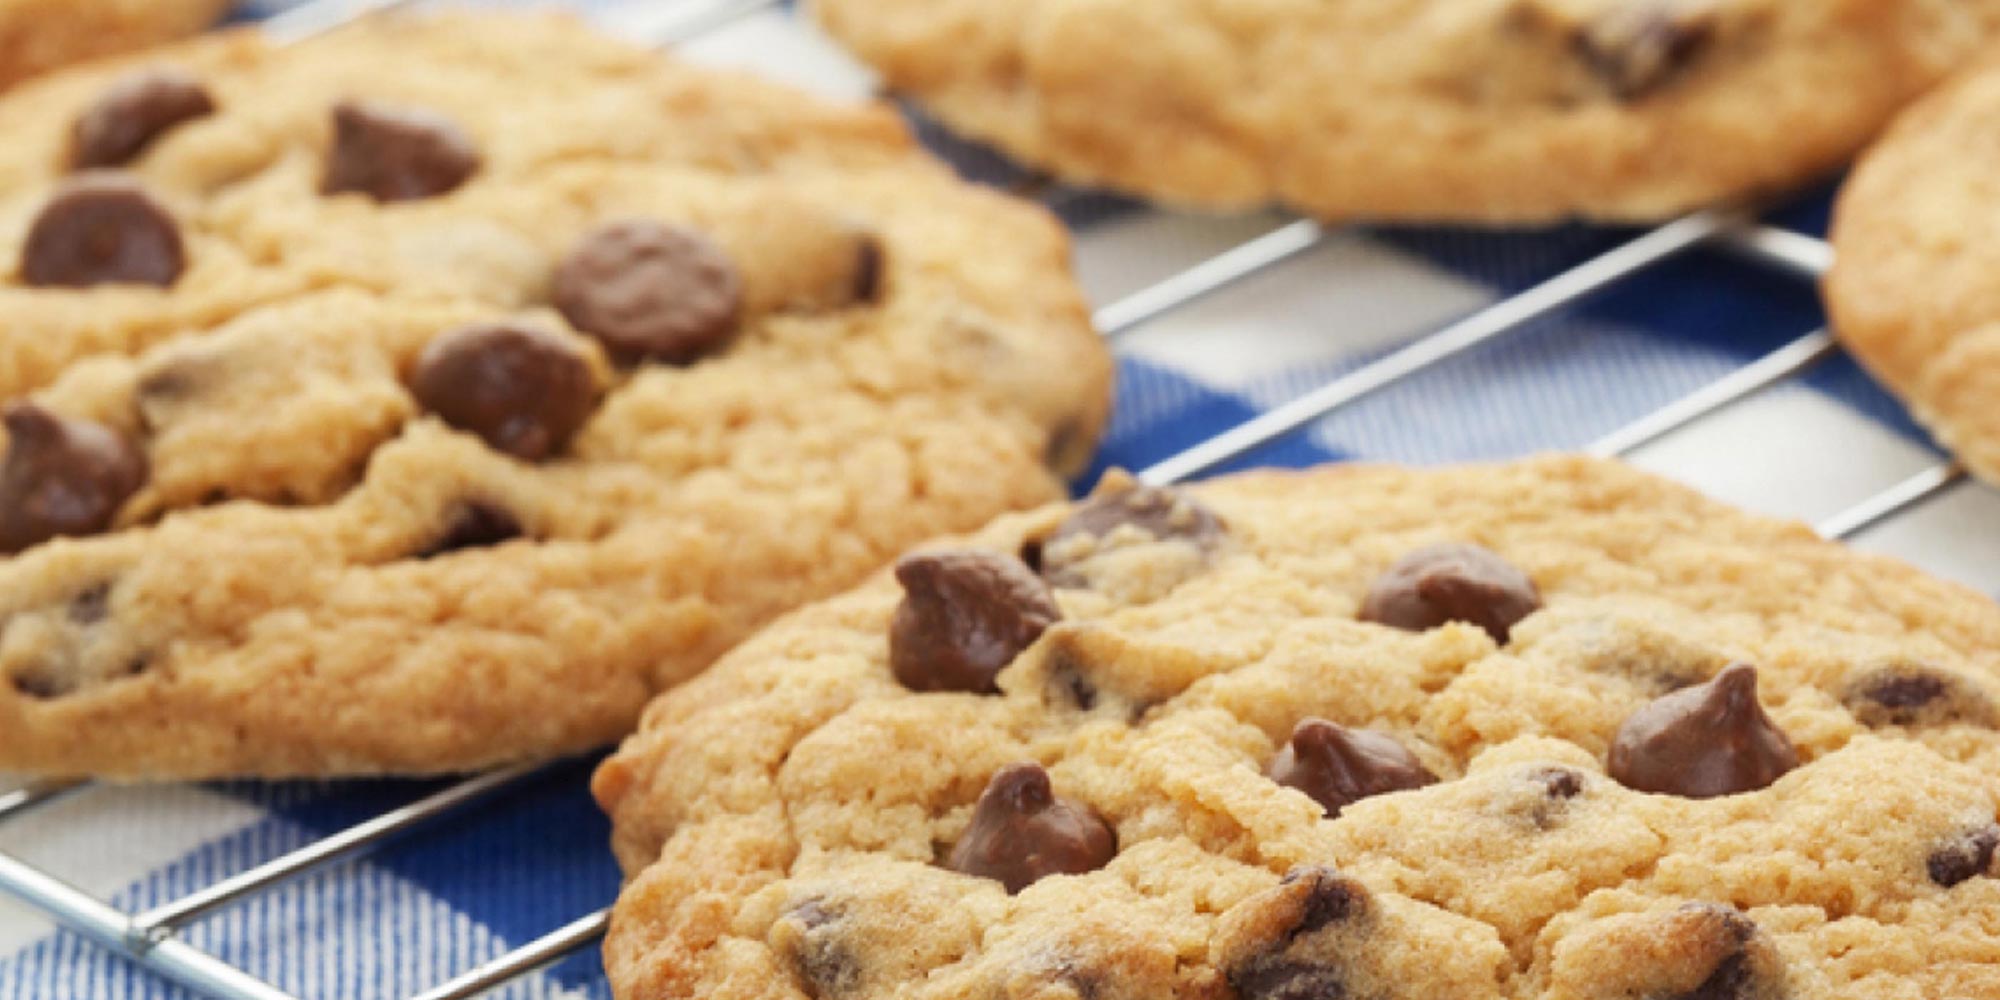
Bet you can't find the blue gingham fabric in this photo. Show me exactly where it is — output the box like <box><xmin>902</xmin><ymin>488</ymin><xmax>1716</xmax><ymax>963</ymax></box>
<box><xmin>4</xmin><ymin>2</ymin><xmax>1997</xmax><ymax>998</ymax></box>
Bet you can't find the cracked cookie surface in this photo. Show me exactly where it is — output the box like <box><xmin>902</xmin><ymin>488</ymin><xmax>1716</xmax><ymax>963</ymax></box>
<box><xmin>0</xmin><ymin>13</ymin><xmax>1110</xmax><ymax>779</ymax></box>
<box><xmin>814</xmin><ymin>0</ymin><xmax>2000</xmax><ymax>222</ymax></box>
<box><xmin>595</xmin><ymin>456</ymin><xmax>2000</xmax><ymax>999</ymax></box>
<box><xmin>1827</xmin><ymin>51</ymin><xmax>2000</xmax><ymax>494</ymax></box>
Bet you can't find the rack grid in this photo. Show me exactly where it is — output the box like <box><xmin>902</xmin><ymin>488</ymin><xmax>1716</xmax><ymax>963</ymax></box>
<box><xmin>0</xmin><ymin>1</ymin><xmax>1979</xmax><ymax>997</ymax></box>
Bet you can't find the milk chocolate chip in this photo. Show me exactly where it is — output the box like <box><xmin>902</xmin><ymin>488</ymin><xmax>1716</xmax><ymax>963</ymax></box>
<box><xmin>948</xmin><ymin>763</ymin><xmax>1115</xmax><ymax>893</ymax></box>
<box><xmin>1267</xmin><ymin>719</ymin><xmax>1435</xmax><ymax>818</ymax></box>
<box><xmin>1360</xmin><ymin>542</ymin><xmax>1540</xmax><ymax>643</ymax></box>
<box><xmin>70</xmin><ymin>68</ymin><xmax>215</xmax><ymax>169</ymax></box>
<box><xmin>22</xmin><ymin>175</ymin><xmax>185</xmax><ymax>288</ymax></box>
<box><xmin>890</xmin><ymin>550</ymin><xmax>1060</xmax><ymax>694</ymax></box>
<box><xmin>1039</xmin><ymin>483</ymin><xmax>1223</xmax><ymax>585</ymax></box>
<box><xmin>408</xmin><ymin>323</ymin><xmax>600</xmax><ymax>461</ymax></box>
<box><xmin>322</xmin><ymin>100</ymin><xmax>481</xmax><ymax>203</ymax></box>
<box><xmin>0</xmin><ymin>403</ymin><xmax>146</xmax><ymax>554</ymax></box>
<box><xmin>553</xmin><ymin>220</ymin><xmax>743</xmax><ymax>365</ymax></box>
<box><xmin>1608</xmin><ymin>663</ymin><xmax>1799</xmax><ymax>798</ymax></box>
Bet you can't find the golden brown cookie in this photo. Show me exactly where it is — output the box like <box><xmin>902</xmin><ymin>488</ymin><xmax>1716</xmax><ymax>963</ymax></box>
<box><xmin>1826</xmin><ymin>52</ymin><xmax>2000</xmax><ymax>491</ymax></box>
<box><xmin>0</xmin><ymin>12</ymin><xmax>1112</xmax><ymax>779</ymax></box>
<box><xmin>0</xmin><ymin>0</ymin><xmax>227</xmax><ymax>91</ymax></box>
<box><xmin>596</xmin><ymin>456</ymin><xmax>2000</xmax><ymax>999</ymax></box>
<box><xmin>816</xmin><ymin>0</ymin><xmax>2000</xmax><ymax>222</ymax></box>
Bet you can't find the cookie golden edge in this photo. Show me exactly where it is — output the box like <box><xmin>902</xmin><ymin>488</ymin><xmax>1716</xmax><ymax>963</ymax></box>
<box><xmin>814</xmin><ymin>0</ymin><xmax>2000</xmax><ymax>223</ymax></box>
<box><xmin>1827</xmin><ymin>49</ymin><xmax>2000</xmax><ymax>490</ymax></box>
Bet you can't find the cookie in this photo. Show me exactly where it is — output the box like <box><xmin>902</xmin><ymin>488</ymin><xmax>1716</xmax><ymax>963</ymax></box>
<box><xmin>1826</xmin><ymin>53</ymin><xmax>2000</xmax><ymax>491</ymax></box>
<box><xmin>0</xmin><ymin>0</ymin><xmax>226</xmax><ymax>92</ymax></box>
<box><xmin>0</xmin><ymin>13</ymin><xmax>1111</xmax><ymax>779</ymax></box>
<box><xmin>814</xmin><ymin>0</ymin><xmax>2000</xmax><ymax>222</ymax></box>
<box><xmin>595</xmin><ymin>456</ymin><xmax>2000</xmax><ymax>1000</ymax></box>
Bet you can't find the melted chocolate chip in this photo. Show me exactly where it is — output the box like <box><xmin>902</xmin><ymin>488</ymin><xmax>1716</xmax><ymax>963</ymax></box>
<box><xmin>421</xmin><ymin>502</ymin><xmax>523</xmax><ymax>558</ymax></box>
<box><xmin>1267</xmin><ymin>719</ymin><xmax>1435</xmax><ymax>818</ymax></box>
<box><xmin>1281</xmin><ymin>867</ymin><xmax>1366</xmax><ymax>937</ymax></box>
<box><xmin>1928</xmin><ymin>826</ymin><xmax>2000</xmax><ymax>888</ymax></box>
<box><xmin>553</xmin><ymin>220</ymin><xmax>743</xmax><ymax>365</ymax></box>
<box><xmin>1576</xmin><ymin>6</ymin><xmax>1715</xmax><ymax>101</ymax></box>
<box><xmin>890</xmin><ymin>550</ymin><xmax>1060</xmax><ymax>695</ymax></box>
<box><xmin>22</xmin><ymin>175</ymin><xmax>185</xmax><ymax>288</ymax></box>
<box><xmin>1359</xmin><ymin>542</ymin><xmax>1540</xmax><ymax>643</ymax></box>
<box><xmin>1532</xmin><ymin>766</ymin><xmax>1585</xmax><ymax>800</ymax></box>
<box><xmin>408</xmin><ymin>323</ymin><xmax>600</xmax><ymax>461</ymax></box>
<box><xmin>322</xmin><ymin>100</ymin><xmax>481</xmax><ymax>203</ymax></box>
<box><xmin>1039</xmin><ymin>483</ymin><xmax>1223</xmax><ymax>586</ymax></box>
<box><xmin>779</xmin><ymin>899</ymin><xmax>858</xmax><ymax>999</ymax></box>
<box><xmin>1666</xmin><ymin>904</ymin><xmax>1767</xmax><ymax>1000</ymax></box>
<box><xmin>1229</xmin><ymin>959</ymin><xmax>1346</xmax><ymax>1000</ymax></box>
<box><xmin>1608</xmin><ymin>663</ymin><xmax>1799</xmax><ymax>798</ymax></box>
<box><xmin>68</xmin><ymin>582</ymin><xmax>112</xmax><ymax>625</ymax></box>
<box><xmin>70</xmin><ymin>68</ymin><xmax>215</xmax><ymax>169</ymax></box>
<box><xmin>8</xmin><ymin>667</ymin><xmax>65</xmax><ymax>700</ymax></box>
<box><xmin>1843</xmin><ymin>664</ymin><xmax>1996</xmax><ymax>729</ymax></box>
<box><xmin>948</xmin><ymin>763</ymin><xmax>1116</xmax><ymax>893</ymax></box>
<box><xmin>852</xmin><ymin>234</ymin><xmax>885</xmax><ymax>304</ymax></box>
<box><xmin>0</xmin><ymin>403</ymin><xmax>146</xmax><ymax>554</ymax></box>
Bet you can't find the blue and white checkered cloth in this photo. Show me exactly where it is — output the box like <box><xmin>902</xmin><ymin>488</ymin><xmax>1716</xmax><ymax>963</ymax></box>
<box><xmin>4</xmin><ymin>2</ymin><xmax>1995</xmax><ymax>998</ymax></box>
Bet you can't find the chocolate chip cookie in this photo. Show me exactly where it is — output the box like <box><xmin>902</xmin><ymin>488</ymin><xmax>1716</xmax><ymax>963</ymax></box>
<box><xmin>0</xmin><ymin>0</ymin><xmax>226</xmax><ymax>92</ymax></box>
<box><xmin>0</xmin><ymin>12</ymin><xmax>1112</xmax><ymax>779</ymax></box>
<box><xmin>595</xmin><ymin>456</ymin><xmax>2000</xmax><ymax>999</ymax></box>
<box><xmin>815</xmin><ymin>0</ymin><xmax>2000</xmax><ymax>222</ymax></box>
<box><xmin>1826</xmin><ymin>52</ymin><xmax>2000</xmax><ymax>492</ymax></box>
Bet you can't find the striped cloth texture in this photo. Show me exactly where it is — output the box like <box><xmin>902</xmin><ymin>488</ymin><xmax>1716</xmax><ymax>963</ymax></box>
<box><xmin>3</xmin><ymin>1</ymin><xmax>1995</xmax><ymax>998</ymax></box>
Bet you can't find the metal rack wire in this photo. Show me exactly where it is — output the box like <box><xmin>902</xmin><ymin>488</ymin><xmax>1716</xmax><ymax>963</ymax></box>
<box><xmin>0</xmin><ymin>1</ymin><xmax>1979</xmax><ymax>998</ymax></box>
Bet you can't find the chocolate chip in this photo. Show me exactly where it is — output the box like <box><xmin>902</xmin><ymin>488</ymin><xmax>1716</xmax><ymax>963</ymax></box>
<box><xmin>0</xmin><ymin>403</ymin><xmax>146</xmax><ymax>554</ymax></box>
<box><xmin>1359</xmin><ymin>542</ymin><xmax>1540</xmax><ymax>643</ymax></box>
<box><xmin>408</xmin><ymin>323</ymin><xmax>600</xmax><ymax>461</ymax></box>
<box><xmin>553</xmin><ymin>220</ymin><xmax>743</xmax><ymax>365</ymax></box>
<box><xmin>1229</xmin><ymin>959</ymin><xmax>1346</xmax><ymax>1000</ymax></box>
<box><xmin>948</xmin><ymin>763</ymin><xmax>1116</xmax><ymax>893</ymax></box>
<box><xmin>1664</xmin><ymin>905</ymin><xmax>1769</xmax><ymax>1000</ymax></box>
<box><xmin>1039</xmin><ymin>483</ymin><xmax>1223</xmax><ymax>586</ymax></box>
<box><xmin>1608</xmin><ymin>663</ymin><xmax>1799</xmax><ymax>798</ymax></box>
<box><xmin>851</xmin><ymin>234</ymin><xmax>885</xmax><ymax>304</ymax></box>
<box><xmin>1842</xmin><ymin>664</ymin><xmax>1996</xmax><ymax>729</ymax></box>
<box><xmin>421</xmin><ymin>502</ymin><xmax>522</xmax><ymax>559</ymax></box>
<box><xmin>70</xmin><ymin>67</ymin><xmax>215</xmax><ymax>169</ymax></box>
<box><xmin>1281</xmin><ymin>867</ymin><xmax>1366</xmax><ymax>937</ymax></box>
<box><xmin>1266</xmin><ymin>719</ymin><xmax>1436</xmax><ymax>818</ymax></box>
<box><xmin>778</xmin><ymin>899</ymin><xmax>858</xmax><ymax>1000</ymax></box>
<box><xmin>1532</xmin><ymin>766</ymin><xmax>1585</xmax><ymax>800</ymax></box>
<box><xmin>322</xmin><ymin>100</ymin><xmax>480</xmax><ymax>203</ymax></box>
<box><xmin>1576</xmin><ymin>6</ymin><xmax>1715</xmax><ymax>101</ymax></box>
<box><xmin>1928</xmin><ymin>826</ymin><xmax>2000</xmax><ymax>888</ymax></box>
<box><xmin>890</xmin><ymin>550</ymin><xmax>1060</xmax><ymax>695</ymax></box>
<box><xmin>22</xmin><ymin>174</ymin><xmax>185</xmax><ymax>288</ymax></box>
<box><xmin>9</xmin><ymin>666</ymin><xmax>68</xmax><ymax>700</ymax></box>
<box><xmin>67</xmin><ymin>582</ymin><xmax>112</xmax><ymax>625</ymax></box>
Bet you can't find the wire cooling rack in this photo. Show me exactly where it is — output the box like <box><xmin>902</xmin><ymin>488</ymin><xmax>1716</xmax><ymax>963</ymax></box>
<box><xmin>0</xmin><ymin>0</ymin><xmax>1984</xmax><ymax>997</ymax></box>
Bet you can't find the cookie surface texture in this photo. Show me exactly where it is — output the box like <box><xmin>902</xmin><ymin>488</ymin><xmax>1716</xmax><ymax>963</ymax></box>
<box><xmin>596</xmin><ymin>455</ymin><xmax>2000</xmax><ymax>1000</ymax></box>
<box><xmin>0</xmin><ymin>12</ymin><xmax>1111</xmax><ymax>779</ymax></box>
